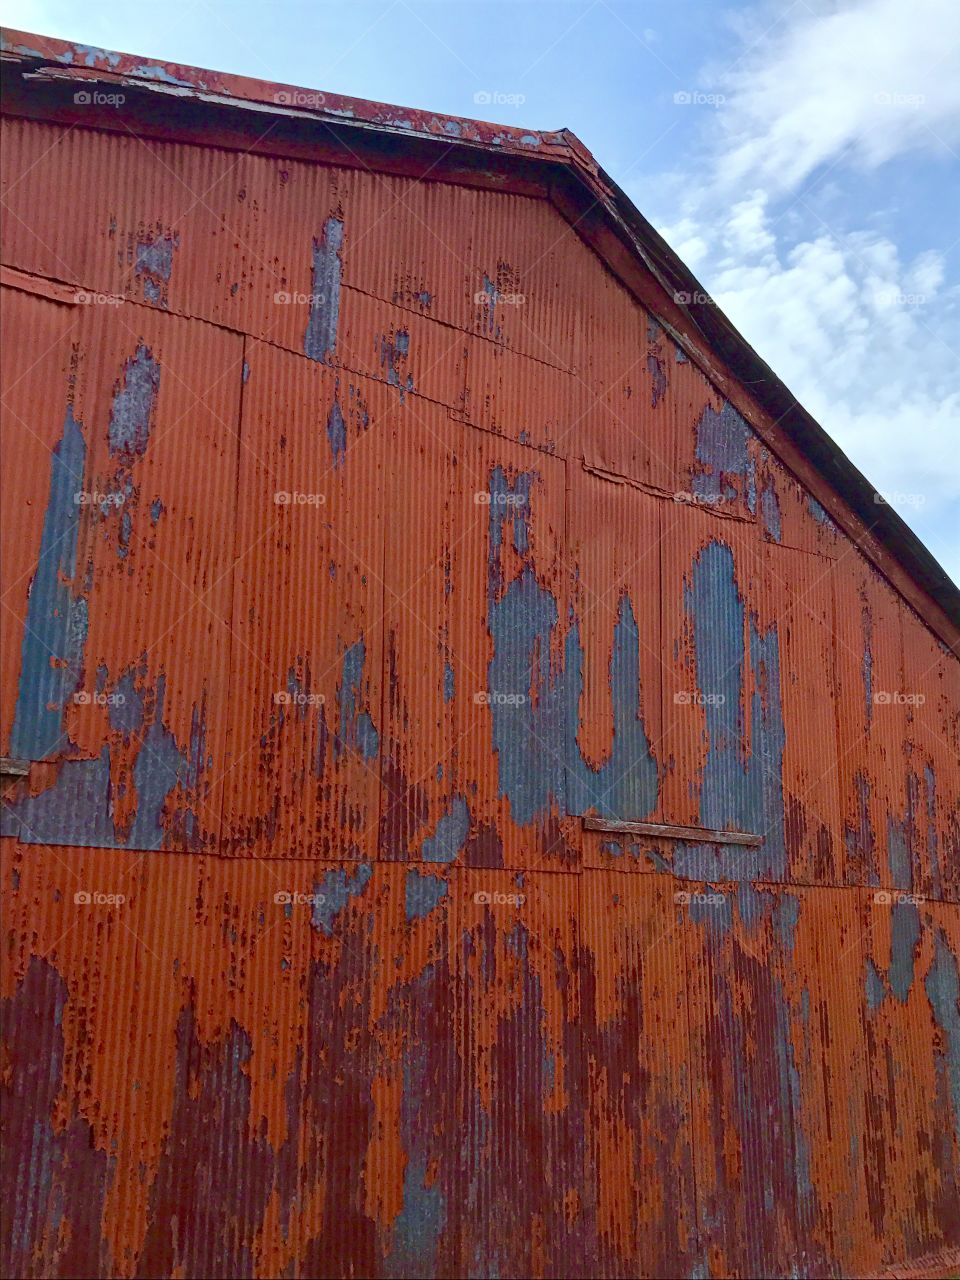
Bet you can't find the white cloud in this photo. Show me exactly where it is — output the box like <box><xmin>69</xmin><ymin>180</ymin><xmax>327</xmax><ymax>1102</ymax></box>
<box><xmin>649</xmin><ymin>0</ymin><xmax>960</xmax><ymax>582</ymax></box>
<box><xmin>710</xmin><ymin>0</ymin><xmax>960</xmax><ymax>196</ymax></box>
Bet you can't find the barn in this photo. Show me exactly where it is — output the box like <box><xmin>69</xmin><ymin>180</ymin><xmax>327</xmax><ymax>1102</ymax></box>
<box><xmin>1</xmin><ymin>28</ymin><xmax>958</xmax><ymax>1280</ymax></box>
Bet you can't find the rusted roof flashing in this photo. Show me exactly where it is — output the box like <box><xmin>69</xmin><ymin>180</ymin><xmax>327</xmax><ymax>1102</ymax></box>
<box><xmin>0</xmin><ymin>29</ymin><xmax>579</xmax><ymax>161</ymax></box>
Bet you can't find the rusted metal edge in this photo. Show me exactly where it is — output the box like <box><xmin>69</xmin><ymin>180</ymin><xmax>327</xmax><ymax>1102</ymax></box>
<box><xmin>0</xmin><ymin>28</ymin><xmax>582</xmax><ymax>165</ymax></box>
<box><xmin>583</xmin><ymin>817</ymin><xmax>764</xmax><ymax>847</ymax></box>
<box><xmin>1</xmin><ymin>24</ymin><xmax>956</xmax><ymax>649</ymax></box>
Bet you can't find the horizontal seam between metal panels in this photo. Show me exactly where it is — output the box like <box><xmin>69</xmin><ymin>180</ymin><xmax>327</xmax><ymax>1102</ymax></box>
<box><xmin>0</xmin><ymin>261</ymin><xmax>571</xmax><ymax>409</ymax></box>
<box><xmin>0</xmin><ymin>263</ymin><xmax>88</xmax><ymax>305</ymax></box>
<box><xmin>446</xmin><ymin>410</ymin><xmax>566</xmax><ymax>458</ymax></box>
<box><xmin>580</xmin><ymin>461</ymin><xmax>761</xmax><ymax>525</ymax></box>
<box><xmin>0</xmin><ymin>256</ymin><xmax>573</xmax><ymax>376</ymax></box>
<box><xmin>2</xmin><ymin>841</ymin><xmax>956</xmax><ymax>904</ymax></box>
<box><xmin>0</xmin><ymin>259</ymin><xmax>289</xmax><ymax>343</ymax></box>
<box><xmin>339</xmin><ymin>283</ymin><xmax>571</xmax><ymax>372</ymax></box>
<box><xmin>765</xmin><ymin>537</ymin><xmax>842</xmax><ymax>561</ymax></box>
<box><xmin>583</xmin><ymin>864</ymin><xmax>959</xmax><ymax>900</ymax></box>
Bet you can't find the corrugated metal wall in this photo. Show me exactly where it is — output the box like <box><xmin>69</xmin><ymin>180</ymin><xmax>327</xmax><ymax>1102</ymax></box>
<box><xmin>1</xmin><ymin>106</ymin><xmax>958</xmax><ymax>1279</ymax></box>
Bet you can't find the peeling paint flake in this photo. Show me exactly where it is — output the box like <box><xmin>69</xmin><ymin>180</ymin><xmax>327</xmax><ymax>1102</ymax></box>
<box><xmin>108</xmin><ymin>344</ymin><xmax>160</xmax><ymax>460</ymax></box>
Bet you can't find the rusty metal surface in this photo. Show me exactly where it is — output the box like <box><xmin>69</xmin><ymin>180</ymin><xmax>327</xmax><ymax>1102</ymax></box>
<box><xmin>1</xmin><ymin>285</ymin><xmax>242</xmax><ymax>852</ymax></box>
<box><xmin>859</xmin><ymin>891</ymin><xmax>960</xmax><ymax>1263</ymax></box>
<box><xmin>0</xmin><ymin>284</ymin><xmax>77</xmax><ymax>756</ymax></box>
<box><xmin>5</xmin><ymin>842</ymin><xmax>956</xmax><ymax>1278</ymax></box>
<box><xmin>834</xmin><ymin>551</ymin><xmax>912</xmax><ymax>890</ymax></box>
<box><xmin>902</xmin><ymin>622</ymin><xmax>960</xmax><ymax>903</ymax></box>
<box><xmin>1</xmin><ymin>35</ymin><xmax>959</xmax><ymax>1280</ymax></box>
<box><xmin>579</xmin><ymin>870</ymin><xmax>696</xmax><ymax>1277</ymax></box>
<box><xmin>219</xmin><ymin>344</ymin><xmax>386</xmax><ymax>863</ymax></box>
<box><xmin>683</xmin><ymin>881</ymin><xmax>875</xmax><ymax>1276</ymax></box>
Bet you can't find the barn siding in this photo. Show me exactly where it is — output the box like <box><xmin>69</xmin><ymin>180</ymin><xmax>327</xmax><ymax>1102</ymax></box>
<box><xmin>1</xmin><ymin>75</ymin><xmax>958</xmax><ymax>1280</ymax></box>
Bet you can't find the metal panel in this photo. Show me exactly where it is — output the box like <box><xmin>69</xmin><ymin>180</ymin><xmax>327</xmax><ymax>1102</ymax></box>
<box><xmin>657</xmin><ymin>507</ymin><xmax>782</xmax><ymax>880</ymax></box>
<box><xmin>220</xmin><ymin>345</ymin><xmax>385</xmax><ymax>860</ymax></box>
<box><xmin>297</xmin><ymin>860</ymin><xmax>458</xmax><ymax>1279</ymax></box>
<box><xmin>762</xmin><ymin>542</ymin><xmax>842</xmax><ymax>884</ymax></box>
<box><xmin>657</xmin><ymin>514</ymin><xmax>844</xmax><ymax>887</ymax></box>
<box><xmin>338</xmin><ymin>171</ymin><xmax>475</xmax><ymax>332</ymax></box>
<box><xmin>460</xmin><ymin>189</ymin><xmax>586</xmax><ymax>370</ymax></box>
<box><xmin>683</xmin><ymin>881</ymin><xmax>877</xmax><ymax>1278</ymax></box>
<box><xmin>860</xmin><ymin>889</ymin><xmax>960</xmax><ymax>1266</ymax></box>
<box><xmin>572</xmin><ymin>223</ymin><xmax>707</xmax><ymax>495</ymax></box>
<box><xmin>439</xmin><ymin>425</ymin><xmax>575</xmax><ymax>870</ymax></box>
<box><xmin>834</xmin><ymin>552</ymin><xmax>911</xmax><ymax>889</ymax></box>
<box><xmin>579</xmin><ymin>870</ymin><xmax>697</xmax><ymax>1277</ymax></box>
<box><xmin>1</xmin><ymin>293</ymin><xmax>242</xmax><ymax>852</ymax></box>
<box><xmin>377</xmin><ymin>407</ymin><xmax>575</xmax><ymax>870</ymax></box>
<box><xmin>576</xmin><ymin>292</ymin><xmax>673</xmax><ymax>492</ymax></box>
<box><xmin>667</xmin><ymin>345</ymin><xmax>761</xmax><ymax>522</ymax></box>
<box><xmin>755</xmin><ymin>443</ymin><xmax>843</xmax><ymax>557</ymax></box>
<box><xmin>902</xmin><ymin>618</ymin><xmax>960</xmax><ymax>902</ymax></box>
<box><xmin>566</xmin><ymin>466</ymin><xmax>661</xmax><ymax>821</ymax></box>
<box><xmin>378</xmin><ymin>400</ymin><xmax>463</xmax><ymax>866</ymax></box>
<box><xmin>455</xmin><ymin>866</ymin><xmax>583</xmax><ymax>1277</ymax></box>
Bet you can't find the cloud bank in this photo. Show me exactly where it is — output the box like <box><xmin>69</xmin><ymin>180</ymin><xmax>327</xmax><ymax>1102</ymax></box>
<box><xmin>650</xmin><ymin>0</ymin><xmax>960</xmax><ymax>582</ymax></box>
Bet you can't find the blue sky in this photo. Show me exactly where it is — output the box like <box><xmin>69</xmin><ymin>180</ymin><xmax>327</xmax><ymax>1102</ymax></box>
<box><xmin>7</xmin><ymin>0</ymin><xmax>959</xmax><ymax>583</ymax></box>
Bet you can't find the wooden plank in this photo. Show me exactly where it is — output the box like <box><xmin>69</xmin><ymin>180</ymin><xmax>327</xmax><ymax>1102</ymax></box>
<box><xmin>582</xmin><ymin>816</ymin><xmax>764</xmax><ymax>847</ymax></box>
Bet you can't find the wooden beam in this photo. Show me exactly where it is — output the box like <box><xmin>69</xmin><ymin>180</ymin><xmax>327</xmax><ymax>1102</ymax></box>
<box><xmin>583</xmin><ymin>817</ymin><xmax>763</xmax><ymax>847</ymax></box>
